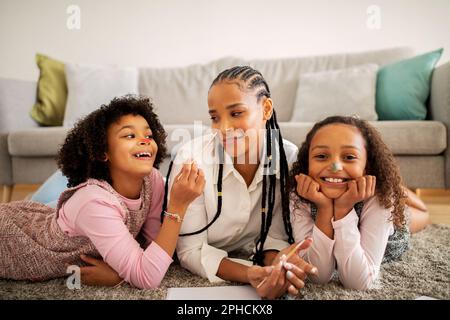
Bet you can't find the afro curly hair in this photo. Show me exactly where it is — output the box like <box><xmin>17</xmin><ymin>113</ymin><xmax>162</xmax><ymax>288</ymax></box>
<box><xmin>287</xmin><ymin>115</ymin><xmax>407</xmax><ymax>228</ymax></box>
<box><xmin>57</xmin><ymin>95</ymin><xmax>167</xmax><ymax>188</ymax></box>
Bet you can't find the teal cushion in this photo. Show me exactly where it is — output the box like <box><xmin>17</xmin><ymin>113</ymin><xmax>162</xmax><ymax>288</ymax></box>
<box><xmin>376</xmin><ymin>48</ymin><xmax>443</xmax><ymax>120</ymax></box>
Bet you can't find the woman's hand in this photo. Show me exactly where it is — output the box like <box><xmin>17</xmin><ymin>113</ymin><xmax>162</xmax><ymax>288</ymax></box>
<box><xmin>168</xmin><ymin>161</ymin><xmax>205</xmax><ymax>215</ymax></box>
<box><xmin>78</xmin><ymin>254</ymin><xmax>123</xmax><ymax>287</ymax></box>
<box><xmin>250</xmin><ymin>239</ymin><xmax>318</xmax><ymax>298</ymax></box>
<box><xmin>270</xmin><ymin>239</ymin><xmax>317</xmax><ymax>295</ymax></box>
<box><xmin>295</xmin><ymin>174</ymin><xmax>332</xmax><ymax>210</ymax></box>
<box><xmin>247</xmin><ymin>264</ymin><xmax>289</xmax><ymax>299</ymax></box>
<box><xmin>334</xmin><ymin>175</ymin><xmax>376</xmax><ymax>220</ymax></box>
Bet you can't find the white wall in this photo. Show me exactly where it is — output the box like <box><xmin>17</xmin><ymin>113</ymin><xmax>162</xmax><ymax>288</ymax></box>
<box><xmin>1</xmin><ymin>0</ymin><xmax>449</xmax><ymax>81</ymax></box>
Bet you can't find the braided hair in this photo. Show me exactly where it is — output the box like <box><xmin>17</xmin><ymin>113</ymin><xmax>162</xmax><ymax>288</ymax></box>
<box><xmin>162</xmin><ymin>66</ymin><xmax>294</xmax><ymax>266</ymax></box>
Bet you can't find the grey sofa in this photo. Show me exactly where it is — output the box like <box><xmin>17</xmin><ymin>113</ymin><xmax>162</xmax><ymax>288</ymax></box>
<box><xmin>1</xmin><ymin>47</ymin><xmax>449</xmax><ymax>202</ymax></box>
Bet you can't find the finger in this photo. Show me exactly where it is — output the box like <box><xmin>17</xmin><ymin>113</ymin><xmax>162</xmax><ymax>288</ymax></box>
<box><xmin>288</xmin><ymin>284</ymin><xmax>299</xmax><ymax>296</ymax></box>
<box><xmin>301</xmin><ymin>176</ymin><xmax>312</xmax><ymax>196</ymax></box>
<box><xmin>268</xmin><ymin>260</ymin><xmax>284</xmax><ymax>288</ymax></box>
<box><xmin>296</xmin><ymin>174</ymin><xmax>306</xmax><ymax>196</ymax></box>
<box><xmin>372</xmin><ymin>176</ymin><xmax>376</xmax><ymax>195</ymax></box>
<box><xmin>187</xmin><ymin>162</ymin><xmax>199</xmax><ymax>182</ymax></box>
<box><xmin>295</xmin><ymin>237</ymin><xmax>313</xmax><ymax>254</ymax></box>
<box><xmin>357</xmin><ymin>177</ymin><xmax>366</xmax><ymax>198</ymax></box>
<box><xmin>366</xmin><ymin>176</ymin><xmax>374</xmax><ymax>197</ymax></box>
<box><xmin>307</xmin><ymin>180</ymin><xmax>320</xmax><ymax>197</ymax></box>
<box><xmin>195</xmin><ymin>169</ymin><xmax>206</xmax><ymax>193</ymax></box>
<box><xmin>80</xmin><ymin>254</ymin><xmax>101</xmax><ymax>266</ymax></box>
<box><xmin>348</xmin><ymin>180</ymin><xmax>358</xmax><ymax>196</ymax></box>
<box><xmin>286</xmin><ymin>268</ymin><xmax>305</xmax><ymax>290</ymax></box>
<box><xmin>177</xmin><ymin>162</ymin><xmax>192</xmax><ymax>182</ymax></box>
<box><xmin>195</xmin><ymin>168</ymin><xmax>204</xmax><ymax>183</ymax></box>
<box><xmin>284</xmin><ymin>261</ymin><xmax>307</xmax><ymax>281</ymax></box>
<box><xmin>305</xmin><ymin>178</ymin><xmax>316</xmax><ymax>195</ymax></box>
<box><xmin>300</xmin><ymin>260</ymin><xmax>318</xmax><ymax>276</ymax></box>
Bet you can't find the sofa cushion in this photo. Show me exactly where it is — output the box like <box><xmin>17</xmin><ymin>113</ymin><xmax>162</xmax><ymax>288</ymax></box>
<box><xmin>29</xmin><ymin>54</ymin><xmax>68</xmax><ymax>126</ymax></box>
<box><xmin>376</xmin><ymin>48</ymin><xmax>443</xmax><ymax>120</ymax></box>
<box><xmin>279</xmin><ymin>121</ymin><xmax>446</xmax><ymax>156</ymax></box>
<box><xmin>139</xmin><ymin>47</ymin><xmax>414</xmax><ymax>125</ymax></box>
<box><xmin>7</xmin><ymin>124</ymin><xmax>209</xmax><ymax>157</ymax></box>
<box><xmin>8</xmin><ymin>127</ymin><xmax>69</xmax><ymax>156</ymax></box>
<box><xmin>290</xmin><ymin>64</ymin><xmax>379</xmax><ymax>122</ymax></box>
<box><xmin>139</xmin><ymin>57</ymin><xmax>246</xmax><ymax>126</ymax></box>
<box><xmin>63</xmin><ymin>63</ymin><xmax>139</xmax><ymax>127</ymax></box>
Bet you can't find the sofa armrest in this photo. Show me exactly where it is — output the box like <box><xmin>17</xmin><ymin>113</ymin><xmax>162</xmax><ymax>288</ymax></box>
<box><xmin>430</xmin><ymin>61</ymin><xmax>450</xmax><ymax>187</ymax></box>
<box><xmin>0</xmin><ymin>133</ymin><xmax>12</xmax><ymax>185</ymax></box>
<box><xmin>0</xmin><ymin>77</ymin><xmax>39</xmax><ymax>133</ymax></box>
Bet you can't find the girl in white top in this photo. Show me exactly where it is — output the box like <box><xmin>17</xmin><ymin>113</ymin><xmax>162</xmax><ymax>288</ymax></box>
<box><xmin>288</xmin><ymin>116</ymin><xmax>429</xmax><ymax>290</ymax></box>
<box><xmin>165</xmin><ymin>66</ymin><xmax>317</xmax><ymax>299</ymax></box>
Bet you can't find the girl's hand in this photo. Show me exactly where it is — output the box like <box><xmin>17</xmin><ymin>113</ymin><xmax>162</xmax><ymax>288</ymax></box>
<box><xmin>169</xmin><ymin>161</ymin><xmax>206</xmax><ymax>214</ymax></box>
<box><xmin>334</xmin><ymin>175</ymin><xmax>376</xmax><ymax>219</ymax></box>
<box><xmin>78</xmin><ymin>254</ymin><xmax>123</xmax><ymax>287</ymax></box>
<box><xmin>295</xmin><ymin>174</ymin><xmax>332</xmax><ymax>210</ymax></box>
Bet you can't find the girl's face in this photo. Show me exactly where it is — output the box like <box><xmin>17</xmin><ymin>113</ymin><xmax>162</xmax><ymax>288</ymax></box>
<box><xmin>207</xmin><ymin>82</ymin><xmax>272</xmax><ymax>161</ymax></box>
<box><xmin>308</xmin><ymin>124</ymin><xmax>367</xmax><ymax>199</ymax></box>
<box><xmin>105</xmin><ymin>114</ymin><xmax>158</xmax><ymax>180</ymax></box>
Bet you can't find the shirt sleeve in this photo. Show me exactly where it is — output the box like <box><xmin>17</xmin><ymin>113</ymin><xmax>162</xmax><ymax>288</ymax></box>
<box><xmin>168</xmin><ymin>151</ymin><xmax>228</xmax><ymax>283</ymax></box>
<box><xmin>290</xmin><ymin>198</ymin><xmax>336</xmax><ymax>284</ymax></box>
<box><xmin>175</xmin><ymin>197</ymin><xmax>229</xmax><ymax>283</ymax></box>
<box><xmin>73</xmin><ymin>198</ymin><xmax>173</xmax><ymax>289</ymax></box>
<box><xmin>332</xmin><ymin>196</ymin><xmax>394</xmax><ymax>290</ymax></box>
<box><xmin>140</xmin><ymin>170</ymin><xmax>165</xmax><ymax>248</ymax></box>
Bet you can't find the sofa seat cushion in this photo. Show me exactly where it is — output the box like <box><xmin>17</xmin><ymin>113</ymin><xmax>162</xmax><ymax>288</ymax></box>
<box><xmin>7</xmin><ymin>124</ymin><xmax>210</xmax><ymax>157</ymax></box>
<box><xmin>279</xmin><ymin>121</ymin><xmax>446</xmax><ymax>156</ymax></box>
<box><xmin>7</xmin><ymin>121</ymin><xmax>445</xmax><ymax>157</ymax></box>
<box><xmin>8</xmin><ymin>127</ymin><xmax>69</xmax><ymax>156</ymax></box>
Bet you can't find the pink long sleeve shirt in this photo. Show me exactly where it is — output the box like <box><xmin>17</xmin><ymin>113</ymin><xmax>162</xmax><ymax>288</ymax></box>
<box><xmin>290</xmin><ymin>196</ymin><xmax>395</xmax><ymax>290</ymax></box>
<box><xmin>56</xmin><ymin>170</ymin><xmax>172</xmax><ymax>289</ymax></box>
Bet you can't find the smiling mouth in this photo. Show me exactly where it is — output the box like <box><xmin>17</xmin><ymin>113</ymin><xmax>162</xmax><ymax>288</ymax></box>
<box><xmin>133</xmin><ymin>152</ymin><xmax>152</xmax><ymax>159</ymax></box>
<box><xmin>320</xmin><ymin>177</ymin><xmax>350</xmax><ymax>183</ymax></box>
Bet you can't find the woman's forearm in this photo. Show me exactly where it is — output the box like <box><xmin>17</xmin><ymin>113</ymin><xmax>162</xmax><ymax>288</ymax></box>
<box><xmin>216</xmin><ymin>258</ymin><xmax>250</xmax><ymax>283</ymax></box>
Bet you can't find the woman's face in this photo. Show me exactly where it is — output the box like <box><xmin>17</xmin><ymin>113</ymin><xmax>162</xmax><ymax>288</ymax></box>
<box><xmin>207</xmin><ymin>81</ymin><xmax>272</xmax><ymax>162</ymax></box>
<box><xmin>308</xmin><ymin>124</ymin><xmax>367</xmax><ymax>199</ymax></box>
<box><xmin>105</xmin><ymin>114</ymin><xmax>158</xmax><ymax>180</ymax></box>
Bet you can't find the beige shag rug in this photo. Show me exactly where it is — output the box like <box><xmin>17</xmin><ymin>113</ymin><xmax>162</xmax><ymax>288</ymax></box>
<box><xmin>1</xmin><ymin>224</ymin><xmax>449</xmax><ymax>300</ymax></box>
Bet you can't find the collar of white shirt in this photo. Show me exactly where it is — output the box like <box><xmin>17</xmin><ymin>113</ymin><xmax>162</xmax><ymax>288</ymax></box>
<box><xmin>212</xmin><ymin>136</ymin><xmax>282</xmax><ymax>188</ymax></box>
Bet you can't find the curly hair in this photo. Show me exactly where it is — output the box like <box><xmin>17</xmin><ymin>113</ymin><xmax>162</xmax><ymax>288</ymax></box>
<box><xmin>57</xmin><ymin>95</ymin><xmax>167</xmax><ymax>188</ymax></box>
<box><xmin>287</xmin><ymin>116</ymin><xmax>407</xmax><ymax>228</ymax></box>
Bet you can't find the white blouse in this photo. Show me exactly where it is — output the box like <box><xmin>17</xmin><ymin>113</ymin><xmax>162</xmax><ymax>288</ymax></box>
<box><xmin>167</xmin><ymin>133</ymin><xmax>299</xmax><ymax>282</ymax></box>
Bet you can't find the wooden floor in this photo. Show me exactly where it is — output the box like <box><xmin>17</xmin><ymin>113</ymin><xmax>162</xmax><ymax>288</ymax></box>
<box><xmin>2</xmin><ymin>184</ymin><xmax>450</xmax><ymax>225</ymax></box>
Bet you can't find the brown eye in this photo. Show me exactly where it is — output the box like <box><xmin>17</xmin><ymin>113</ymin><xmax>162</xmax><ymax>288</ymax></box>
<box><xmin>314</xmin><ymin>154</ymin><xmax>327</xmax><ymax>160</ymax></box>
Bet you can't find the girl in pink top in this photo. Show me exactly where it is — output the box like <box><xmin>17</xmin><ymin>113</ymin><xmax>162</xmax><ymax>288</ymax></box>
<box><xmin>0</xmin><ymin>96</ymin><xmax>205</xmax><ymax>289</ymax></box>
<box><xmin>288</xmin><ymin>116</ymin><xmax>430</xmax><ymax>290</ymax></box>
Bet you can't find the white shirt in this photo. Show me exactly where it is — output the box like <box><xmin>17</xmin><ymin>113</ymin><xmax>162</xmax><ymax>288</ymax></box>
<box><xmin>168</xmin><ymin>133</ymin><xmax>299</xmax><ymax>282</ymax></box>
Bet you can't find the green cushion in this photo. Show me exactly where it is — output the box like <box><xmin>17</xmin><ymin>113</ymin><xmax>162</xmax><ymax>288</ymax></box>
<box><xmin>376</xmin><ymin>48</ymin><xmax>443</xmax><ymax>120</ymax></box>
<box><xmin>30</xmin><ymin>54</ymin><xmax>67</xmax><ymax>126</ymax></box>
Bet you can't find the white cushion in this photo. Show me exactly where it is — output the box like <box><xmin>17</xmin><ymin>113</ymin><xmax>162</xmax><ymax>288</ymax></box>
<box><xmin>290</xmin><ymin>64</ymin><xmax>379</xmax><ymax>122</ymax></box>
<box><xmin>63</xmin><ymin>63</ymin><xmax>138</xmax><ymax>127</ymax></box>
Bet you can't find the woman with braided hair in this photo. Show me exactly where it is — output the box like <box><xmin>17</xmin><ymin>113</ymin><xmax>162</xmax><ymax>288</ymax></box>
<box><xmin>163</xmin><ymin>66</ymin><xmax>317</xmax><ymax>299</ymax></box>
